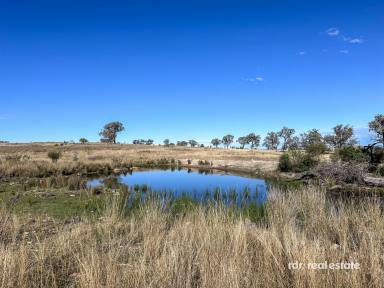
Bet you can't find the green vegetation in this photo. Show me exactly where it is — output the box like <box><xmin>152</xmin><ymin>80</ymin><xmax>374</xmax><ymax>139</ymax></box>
<box><xmin>333</xmin><ymin>146</ymin><xmax>368</xmax><ymax>163</ymax></box>
<box><xmin>2</xmin><ymin>185</ymin><xmax>384</xmax><ymax>287</ymax></box>
<box><xmin>222</xmin><ymin>134</ymin><xmax>234</xmax><ymax>148</ymax></box>
<box><xmin>47</xmin><ymin>150</ymin><xmax>61</xmax><ymax>163</ymax></box>
<box><xmin>369</xmin><ymin>114</ymin><xmax>384</xmax><ymax>147</ymax></box>
<box><xmin>278</xmin><ymin>150</ymin><xmax>319</xmax><ymax>173</ymax></box>
<box><xmin>324</xmin><ymin>124</ymin><xmax>356</xmax><ymax>148</ymax></box>
<box><xmin>79</xmin><ymin>138</ymin><xmax>88</xmax><ymax>144</ymax></box>
<box><xmin>237</xmin><ymin>133</ymin><xmax>261</xmax><ymax>149</ymax></box>
<box><xmin>278</xmin><ymin>126</ymin><xmax>296</xmax><ymax>151</ymax></box>
<box><xmin>99</xmin><ymin>121</ymin><xmax>124</xmax><ymax>144</ymax></box>
<box><xmin>211</xmin><ymin>138</ymin><xmax>221</xmax><ymax>148</ymax></box>
<box><xmin>377</xmin><ymin>165</ymin><xmax>384</xmax><ymax>177</ymax></box>
<box><xmin>263</xmin><ymin>131</ymin><xmax>280</xmax><ymax>150</ymax></box>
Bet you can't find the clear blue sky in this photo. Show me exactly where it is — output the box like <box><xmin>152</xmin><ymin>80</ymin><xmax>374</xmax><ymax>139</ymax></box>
<box><xmin>1</xmin><ymin>0</ymin><xmax>383</xmax><ymax>144</ymax></box>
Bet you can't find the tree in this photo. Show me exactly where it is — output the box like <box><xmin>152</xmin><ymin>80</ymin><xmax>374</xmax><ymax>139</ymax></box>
<box><xmin>189</xmin><ymin>140</ymin><xmax>198</xmax><ymax>147</ymax></box>
<box><xmin>278</xmin><ymin>127</ymin><xmax>296</xmax><ymax>151</ymax></box>
<box><xmin>163</xmin><ymin>139</ymin><xmax>170</xmax><ymax>146</ymax></box>
<box><xmin>305</xmin><ymin>143</ymin><xmax>327</xmax><ymax>156</ymax></box>
<box><xmin>237</xmin><ymin>136</ymin><xmax>248</xmax><ymax>149</ymax></box>
<box><xmin>300</xmin><ymin>129</ymin><xmax>323</xmax><ymax>149</ymax></box>
<box><xmin>99</xmin><ymin>121</ymin><xmax>124</xmax><ymax>144</ymax></box>
<box><xmin>177</xmin><ymin>141</ymin><xmax>188</xmax><ymax>146</ymax></box>
<box><xmin>286</xmin><ymin>136</ymin><xmax>300</xmax><ymax>150</ymax></box>
<box><xmin>133</xmin><ymin>139</ymin><xmax>144</xmax><ymax>145</ymax></box>
<box><xmin>263</xmin><ymin>132</ymin><xmax>280</xmax><ymax>150</ymax></box>
<box><xmin>369</xmin><ymin>114</ymin><xmax>384</xmax><ymax>147</ymax></box>
<box><xmin>211</xmin><ymin>138</ymin><xmax>221</xmax><ymax>148</ymax></box>
<box><xmin>79</xmin><ymin>138</ymin><xmax>88</xmax><ymax>144</ymax></box>
<box><xmin>146</xmin><ymin>139</ymin><xmax>154</xmax><ymax>145</ymax></box>
<box><xmin>247</xmin><ymin>133</ymin><xmax>261</xmax><ymax>149</ymax></box>
<box><xmin>324</xmin><ymin>124</ymin><xmax>356</xmax><ymax>149</ymax></box>
<box><xmin>222</xmin><ymin>134</ymin><xmax>234</xmax><ymax>148</ymax></box>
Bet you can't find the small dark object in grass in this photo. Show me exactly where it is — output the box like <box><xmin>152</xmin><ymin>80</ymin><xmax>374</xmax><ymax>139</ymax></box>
<box><xmin>91</xmin><ymin>186</ymin><xmax>104</xmax><ymax>196</ymax></box>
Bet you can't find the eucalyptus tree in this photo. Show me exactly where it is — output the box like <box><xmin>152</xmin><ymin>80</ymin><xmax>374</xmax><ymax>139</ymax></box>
<box><xmin>286</xmin><ymin>136</ymin><xmax>300</xmax><ymax>150</ymax></box>
<box><xmin>247</xmin><ymin>133</ymin><xmax>261</xmax><ymax>149</ymax></box>
<box><xmin>222</xmin><ymin>134</ymin><xmax>234</xmax><ymax>149</ymax></box>
<box><xmin>99</xmin><ymin>121</ymin><xmax>124</xmax><ymax>144</ymax></box>
<box><xmin>300</xmin><ymin>129</ymin><xmax>323</xmax><ymax>149</ymax></box>
<box><xmin>189</xmin><ymin>140</ymin><xmax>198</xmax><ymax>147</ymax></box>
<box><xmin>369</xmin><ymin>114</ymin><xmax>384</xmax><ymax>147</ymax></box>
<box><xmin>79</xmin><ymin>138</ymin><xmax>88</xmax><ymax>144</ymax></box>
<box><xmin>263</xmin><ymin>132</ymin><xmax>280</xmax><ymax>150</ymax></box>
<box><xmin>211</xmin><ymin>138</ymin><xmax>221</xmax><ymax>148</ymax></box>
<box><xmin>324</xmin><ymin>124</ymin><xmax>356</xmax><ymax>148</ymax></box>
<box><xmin>177</xmin><ymin>141</ymin><xmax>188</xmax><ymax>147</ymax></box>
<box><xmin>237</xmin><ymin>136</ymin><xmax>248</xmax><ymax>149</ymax></box>
<box><xmin>163</xmin><ymin>139</ymin><xmax>170</xmax><ymax>146</ymax></box>
<box><xmin>278</xmin><ymin>127</ymin><xmax>296</xmax><ymax>151</ymax></box>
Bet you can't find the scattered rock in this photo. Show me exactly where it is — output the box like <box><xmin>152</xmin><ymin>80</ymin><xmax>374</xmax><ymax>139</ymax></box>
<box><xmin>364</xmin><ymin>176</ymin><xmax>384</xmax><ymax>187</ymax></box>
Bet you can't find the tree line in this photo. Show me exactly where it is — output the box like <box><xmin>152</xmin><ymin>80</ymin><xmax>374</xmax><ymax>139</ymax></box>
<box><xmin>93</xmin><ymin>114</ymin><xmax>384</xmax><ymax>150</ymax></box>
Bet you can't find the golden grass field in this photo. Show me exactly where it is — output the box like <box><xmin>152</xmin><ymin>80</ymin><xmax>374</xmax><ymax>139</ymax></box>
<box><xmin>1</xmin><ymin>143</ymin><xmax>381</xmax><ymax>288</ymax></box>
<box><xmin>1</xmin><ymin>186</ymin><xmax>382</xmax><ymax>288</ymax></box>
<box><xmin>0</xmin><ymin>143</ymin><xmax>281</xmax><ymax>177</ymax></box>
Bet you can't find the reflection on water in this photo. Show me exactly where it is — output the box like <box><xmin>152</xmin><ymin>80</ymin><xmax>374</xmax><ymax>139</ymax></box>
<box><xmin>87</xmin><ymin>169</ymin><xmax>268</xmax><ymax>205</ymax></box>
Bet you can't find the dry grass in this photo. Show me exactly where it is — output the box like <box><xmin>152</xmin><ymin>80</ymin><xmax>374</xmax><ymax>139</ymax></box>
<box><xmin>1</xmin><ymin>186</ymin><xmax>383</xmax><ymax>287</ymax></box>
<box><xmin>0</xmin><ymin>143</ymin><xmax>280</xmax><ymax>177</ymax></box>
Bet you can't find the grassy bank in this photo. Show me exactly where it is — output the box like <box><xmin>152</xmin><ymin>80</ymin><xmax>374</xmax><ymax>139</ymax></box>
<box><xmin>1</xmin><ymin>186</ymin><xmax>383</xmax><ymax>287</ymax></box>
<box><xmin>0</xmin><ymin>143</ymin><xmax>280</xmax><ymax>178</ymax></box>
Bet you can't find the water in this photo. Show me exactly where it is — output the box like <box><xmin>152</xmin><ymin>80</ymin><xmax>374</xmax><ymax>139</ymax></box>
<box><xmin>87</xmin><ymin>169</ymin><xmax>268</xmax><ymax>205</ymax></box>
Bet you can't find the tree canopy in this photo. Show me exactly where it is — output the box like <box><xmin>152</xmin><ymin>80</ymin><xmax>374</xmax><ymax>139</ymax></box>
<box><xmin>99</xmin><ymin>121</ymin><xmax>124</xmax><ymax>144</ymax></box>
<box><xmin>324</xmin><ymin>124</ymin><xmax>356</xmax><ymax>148</ymax></box>
<box><xmin>369</xmin><ymin>114</ymin><xmax>384</xmax><ymax>147</ymax></box>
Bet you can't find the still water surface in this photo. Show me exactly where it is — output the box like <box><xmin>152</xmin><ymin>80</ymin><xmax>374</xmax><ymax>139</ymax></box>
<box><xmin>87</xmin><ymin>169</ymin><xmax>268</xmax><ymax>204</ymax></box>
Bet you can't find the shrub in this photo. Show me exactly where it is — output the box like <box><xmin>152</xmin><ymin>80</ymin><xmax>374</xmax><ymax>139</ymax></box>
<box><xmin>305</xmin><ymin>143</ymin><xmax>327</xmax><ymax>156</ymax></box>
<box><xmin>377</xmin><ymin>165</ymin><xmax>384</xmax><ymax>177</ymax></box>
<box><xmin>371</xmin><ymin>147</ymin><xmax>384</xmax><ymax>163</ymax></box>
<box><xmin>278</xmin><ymin>151</ymin><xmax>318</xmax><ymax>173</ymax></box>
<box><xmin>47</xmin><ymin>151</ymin><xmax>61</xmax><ymax>163</ymax></box>
<box><xmin>334</xmin><ymin>146</ymin><xmax>368</xmax><ymax>163</ymax></box>
<box><xmin>278</xmin><ymin>153</ymin><xmax>292</xmax><ymax>172</ymax></box>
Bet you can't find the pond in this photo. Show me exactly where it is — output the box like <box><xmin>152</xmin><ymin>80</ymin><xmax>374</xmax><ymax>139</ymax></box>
<box><xmin>87</xmin><ymin>169</ymin><xmax>268</xmax><ymax>205</ymax></box>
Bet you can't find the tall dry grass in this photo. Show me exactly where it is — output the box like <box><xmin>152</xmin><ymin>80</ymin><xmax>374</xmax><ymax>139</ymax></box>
<box><xmin>1</xmin><ymin>186</ymin><xmax>383</xmax><ymax>287</ymax></box>
<box><xmin>0</xmin><ymin>143</ymin><xmax>280</xmax><ymax>178</ymax></box>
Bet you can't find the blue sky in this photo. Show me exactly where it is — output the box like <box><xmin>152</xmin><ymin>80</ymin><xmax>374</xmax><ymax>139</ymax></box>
<box><xmin>0</xmin><ymin>0</ymin><xmax>383</xmax><ymax>144</ymax></box>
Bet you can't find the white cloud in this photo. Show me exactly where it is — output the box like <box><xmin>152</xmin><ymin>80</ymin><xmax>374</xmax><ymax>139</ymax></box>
<box><xmin>339</xmin><ymin>49</ymin><xmax>349</xmax><ymax>54</ymax></box>
<box><xmin>326</xmin><ymin>28</ymin><xmax>364</xmax><ymax>44</ymax></box>
<box><xmin>298</xmin><ymin>51</ymin><xmax>306</xmax><ymax>56</ymax></box>
<box><xmin>326</xmin><ymin>27</ymin><xmax>340</xmax><ymax>36</ymax></box>
<box><xmin>342</xmin><ymin>36</ymin><xmax>363</xmax><ymax>44</ymax></box>
<box><xmin>243</xmin><ymin>76</ymin><xmax>264</xmax><ymax>83</ymax></box>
